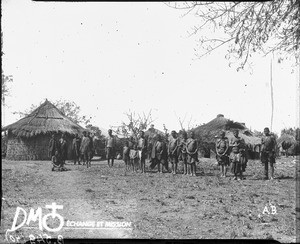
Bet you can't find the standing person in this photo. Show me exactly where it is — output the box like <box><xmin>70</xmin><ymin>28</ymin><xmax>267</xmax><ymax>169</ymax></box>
<box><xmin>72</xmin><ymin>133</ymin><xmax>81</xmax><ymax>165</ymax></box>
<box><xmin>216</xmin><ymin>130</ymin><xmax>229</xmax><ymax>177</ymax></box>
<box><xmin>168</xmin><ymin>130</ymin><xmax>179</xmax><ymax>174</ymax></box>
<box><xmin>137</xmin><ymin>131</ymin><xmax>148</xmax><ymax>173</ymax></box>
<box><xmin>128</xmin><ymin>136</ymin><xmax>135</xmax><ymax>149</ymax></box>
<box><xmin>261</xmin><ymin>127</ymin><xmax>277</xmax><ymax>180</ymax></box>
<box><xmin>123</xmin><ymin>140</ymin><xmax>130</xmax><ymax>171</ymax></box>
<box><xmin>80</xmin><ymin>131</ymin><xmax>90</xmax><ymax>165</ymax></box>
<box><xmin>186</xmin><ymin>131</ymin><xmax>198</xmax><ymax>176</ymax></box>
<box><xmin>130</xmin><ymin>143</ymin><xmax>139</xmax><ymax>172</ymax></box>
<box><xmin>128</xmin><ymin>136</ymin><xmax>135</xmax><ymax>170</ymax></box>
<box><xmin>229</xmin><ymin>129</ymin><xmax>247</xmax><ymax>180</ymax></box>
<box><xmin>87</xmin><ymin>132</ymin><xmax>94</xmax><ymax>168</ymax></box>
<box><xmin>106</xmin><ymin>129</ymin><xmax>116</xmax><ymax>168</ymax></box>
<box><xmin>147</xmin><ymin>136</ymin><xmax>154</xmax><ymax>166</ymax></box>
<box><xmin>179</xmin><ymin>131</ymin><xmax>188</xmax><ymax>175</ymax></box>
<box><xmin>151</xmin><ymin>134</ymin><xmax>168</xmax><ymax>173</ymax></box>
<box><xmin>163</xmin><ymin>134</ymin><xmax>170</xmax><ymax>172</ymax></box>
<box><xmin>59</xmin><ymin>133</ymin><xmax>68</xmax><ymax>167</ymax></box>
<box><xmin>49</xmin><ymin>134</ymin><xmax>58</xmax><ymax>159</ymax></box>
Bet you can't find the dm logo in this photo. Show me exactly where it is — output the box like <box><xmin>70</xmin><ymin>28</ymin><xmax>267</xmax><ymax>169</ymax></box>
<box><xmin>6</xmin><ymin>203</ymin><xmax>64</xmax><ymax>241</ymax></box>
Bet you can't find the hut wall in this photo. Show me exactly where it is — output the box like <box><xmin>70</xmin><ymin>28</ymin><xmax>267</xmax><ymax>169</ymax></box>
<box><xmin>6</xmin><ymin>134</ymin><xmax>51</xmax><ymax>160</ymax></box>
<box><xmin>6</xmin><ymin>134</ymin><xmax>75</xmax><ymax>161</ymax></box>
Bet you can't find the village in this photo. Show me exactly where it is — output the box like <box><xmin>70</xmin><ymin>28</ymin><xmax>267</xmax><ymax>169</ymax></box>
<box><xmin>1</xmin><ymin>98</ymin><xmax>299</xmax><ymax>242</ymax></box>
<box><xmin>2</xmin><ymin>99</ymin><xmax>299</xmax><ymax>165</ymax></box>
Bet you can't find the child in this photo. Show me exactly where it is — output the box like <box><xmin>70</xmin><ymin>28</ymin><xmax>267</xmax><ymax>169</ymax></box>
<box><xmin>130</xmin><ymin>144</ymin><xmax>139</xmax><ymax>172</ymax></box>
<box><xmin>186</xmin><ymin>131</ymin><xmax>198</xmax><ymax>176</ymax></box>
<box><xmin>123</xmin><ymin>141</ymin><xmax>130</xmax><ymax>171</ymax></box>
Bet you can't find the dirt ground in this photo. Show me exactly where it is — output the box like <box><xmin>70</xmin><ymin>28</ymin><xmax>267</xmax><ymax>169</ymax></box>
<box><xmin>1</xmin><ymin>156</ymin><xmax>298</xmax><ymax>243</ymax></box>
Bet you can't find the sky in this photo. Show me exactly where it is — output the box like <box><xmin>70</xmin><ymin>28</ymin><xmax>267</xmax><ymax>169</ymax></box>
<box><xmin>2</xmin><ymin>1</ymin><xmax>299</xmax><ymax>135</ymax></box>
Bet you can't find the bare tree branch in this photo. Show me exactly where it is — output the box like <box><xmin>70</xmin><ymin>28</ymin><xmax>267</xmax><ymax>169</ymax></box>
<box><xmin>196</xmin><ymin>37</ymin><xmax>234</xmax><ymax>59</ymax></box>
<box><xmin>113</xmin><ymin>110</ymin><xmax>155</xmax><ymax>138</ymax></box>
<box><xmin>168</xmin><ymin>0</ymin><xmax>300</xmax><ymax>69</ymax></box>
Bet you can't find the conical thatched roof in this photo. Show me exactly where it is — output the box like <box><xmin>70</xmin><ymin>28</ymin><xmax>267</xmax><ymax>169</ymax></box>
<box><xmin>193</xmin><ymin>114</ymin><xmax>260</xmax><ymax>145</ymax></box>
<box><xmin>2</xmin><ymin>99</ymin><xmax>84</xmax><ymax>137</ymax></box>
<box><xmin>145</xmin><ymin>127</ymin><xmax>165</xmax><ymax>138</ymax></box>
<box><xmin>225</xmin><ymin>131</ymin><xmax>261</xmax><ymax>145</ymax></box>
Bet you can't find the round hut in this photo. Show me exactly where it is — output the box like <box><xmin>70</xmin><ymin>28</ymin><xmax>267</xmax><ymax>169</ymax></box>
<box><xmin>145</xmin><ymin>124</ymin><xmax>166</xmax><ymax>144</ymax></box>
<box><xmin>145</xmin><ymin>124</ymin><xmax>165</xmax><ymax>139</ymax></box>
<box><xmin>193</xmin><ymin>114</ymin><xmax>261</xmax><ymax>159</ymax></box>
<box><xmin>277</xmin><ymin>132</ymin><xmax>300</xmax><ymax>156</ymax></box>
<box><xmin>2</xmin><ymin>99</ymin><xmax>84</xmax><ymax>160</ymax></box>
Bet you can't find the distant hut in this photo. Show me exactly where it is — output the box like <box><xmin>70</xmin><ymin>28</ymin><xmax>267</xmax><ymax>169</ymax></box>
<box><xmin>192</xmin><ymin>114</ymin><xmax>261</xmax><ymax>159</ymax></box>
<box><xmin>145</xmin><ymin>124</ymin><xmax>165</xmax><ymax>143</ymax></box>
<box><xmin>2</xmin><ymin>99</ymin><xmax>84</xmax><ymax>160</ymax></box>
<box><xmin>277</xmin><ymin>133</ymin><xmax>300</xmax><ymax>156</ymax></box>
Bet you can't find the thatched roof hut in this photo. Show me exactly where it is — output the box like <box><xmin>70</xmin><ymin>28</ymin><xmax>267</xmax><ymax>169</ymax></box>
<box><xmin>277</xmin><ymin>134</ymin><xmax>297</xmax><ymax>145</ymax></box>
<box><xmin>277</xmin><ymin>133</ymin><xmax>300</xmax><ymax>155</ymax></box>
<box><xmin>145</xmin><ymin>125</ymin><xmax>165</xmax><ymax>144</ymax></box>
<box><xmin>2</xmin><ymin>99</ymin><xmax>84</xmax><ymax>160</ymax></box>
<box><xmin>192</xmin><ymin>114</ymin><xmax>261</xmax><ymax>158</ymax></box>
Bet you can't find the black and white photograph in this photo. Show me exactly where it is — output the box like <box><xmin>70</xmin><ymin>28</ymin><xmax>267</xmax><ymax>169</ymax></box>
<box><xmin>1</xmin><ymin>1</ymin><xmax>299</xmax><ymax>243</ymax></box>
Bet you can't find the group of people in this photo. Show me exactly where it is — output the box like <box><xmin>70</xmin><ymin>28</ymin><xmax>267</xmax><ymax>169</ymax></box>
<box><xmin>120</xmin><ymin>130</ymin><xmax>199</xmax><ymax>176</ymax></box>
<box><xmin>73</xmin><ymin>131</ymin><xmax>95</xmax><ymax>168</ymax></box>
<box><xmin>49</xmin><ymin>133</ymin><xmax>68</xmax><ymax>171</ymax></box>
<box><xmin>118</xmin><ymin>127</ymin><xmax>276</xmax><ymax>180</ymax></box>
<box><xmin>215</xmin><ymin>129</ymin><xmax>248</xmax><ymax>180</ymax></box>
<box><xmin>215</xmin><ymin>127</ymin><xmax>276</xmax><ymax>180</ymax></box>
<box><xmin>48</xmin><ymin>131</ymin><xmax>94</xmax><ymax>171</ymax></box>
<box><xmin>49</xmin><ymin>126</ymin><xmax>277</xmax><ymax>180</ymax></box>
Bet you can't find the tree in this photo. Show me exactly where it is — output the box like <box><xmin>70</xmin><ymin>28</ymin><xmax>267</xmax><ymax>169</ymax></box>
<box><xmin>166</xmin><ymin>1</ymin><xmax>300</xmax><ymax>70</ymax></box>
<box><xmin>1</xmin><ymin>74</ymin><xmax>12</xmax><ymax>103</ymax></box>
<box><xmin>85</xmin><ymin>124</ymin><xmax>102</xmax><ymax>138</ymax></box>
<box><xmin>54</xmin><ymin>99</ymin><xmax>92</xmax><ymax>125</ymax></box>
<box><xmin>2</xmin><ymin>31</ymin><xmax>13</xmax><ymax>105</ymax></box>
<box><xmin>13</xmin><ymin>99</ymin><xmax>92</xmax><ymax>126</ymax></box>
<box><xmin>281</xmin><ymin>127</ymin><xmax>298</xmax><ymax>136</ymax></box>
<box><xmin>175</xmin><ymin>112</ymin><xmax>196</xmax><ymax>131</ymax></box>
<box><xmin>111</xmin><ymin>110</ymin><xmax>155</xmax><ymax>140</ymax></box>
